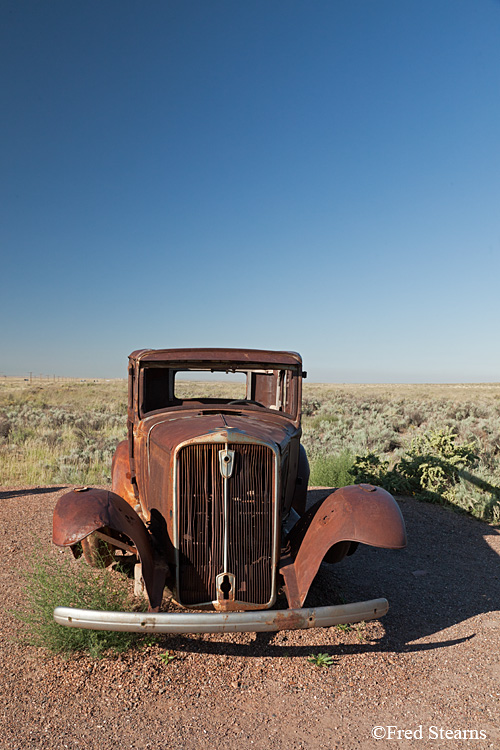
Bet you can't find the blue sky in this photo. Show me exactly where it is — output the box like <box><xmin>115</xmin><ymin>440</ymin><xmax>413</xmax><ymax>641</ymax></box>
<box><xmin>2</xmin><ymin>0</ymin><xmax>499</xmax><ymax>382</ymax></box>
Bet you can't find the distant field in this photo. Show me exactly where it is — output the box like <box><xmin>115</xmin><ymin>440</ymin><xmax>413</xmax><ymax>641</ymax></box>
<box><xmin>305</xmin><ymin>381</ymin><xmax>500</xmax><ymax>401</ymax></box>
<box><xmin>1</xmin><ymin>378</ymin><xmax>499</xmax><ymax>521</ymax></box>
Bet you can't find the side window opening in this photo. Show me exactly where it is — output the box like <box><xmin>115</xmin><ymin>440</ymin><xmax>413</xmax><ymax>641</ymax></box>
<box><xmin>128</xmin><ymin>363</ymin><xmax>135</xmax><ymax>413</ymax></box>
<box><xmin>250</xmin><ymin>371</ymin><xmax>277</xmax><ymax>407</ymax></box>
<box><xmin>141</xmin><ymin>367</ymin><xmax>177</xmax><ymax>414</ymax></box>
<box><xmin>249</xmin><ymin>369</ymin><xmax>296</xmax><ymax>416</ymax></box>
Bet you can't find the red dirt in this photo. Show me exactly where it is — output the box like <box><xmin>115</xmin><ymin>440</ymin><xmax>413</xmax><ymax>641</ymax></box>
<box><xmin>0</xmin><ymin>487</ymin><xmax>499</xmax><ymax>749</ymax></box>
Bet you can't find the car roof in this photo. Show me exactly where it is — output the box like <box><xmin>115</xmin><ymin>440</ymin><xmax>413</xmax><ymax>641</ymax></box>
<box><xmin>129</xmin><ymin>348</ymin><xmax>302</xmax><ymax>367</ymax></box>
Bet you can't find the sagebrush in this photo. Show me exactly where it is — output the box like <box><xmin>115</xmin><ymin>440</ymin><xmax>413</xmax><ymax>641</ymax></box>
<box><xmin>305</xmin><ymin>392</ymin><xmax>500</xmax><ymax>522</ymax></box>
<box><xmin>1</xmin><ymin>378</ymin><xmax>499</xmax><ymax>521</ymax></box>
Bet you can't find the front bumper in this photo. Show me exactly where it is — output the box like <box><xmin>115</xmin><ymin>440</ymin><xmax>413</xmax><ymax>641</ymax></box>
<box><xmin>53</xmin><ymin>598</ymin><xmax>388</xmax><ymax>634</ymax></box>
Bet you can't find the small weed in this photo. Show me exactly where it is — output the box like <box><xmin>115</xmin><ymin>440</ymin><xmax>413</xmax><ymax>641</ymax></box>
<box><xmin>160</xmin><ymin>650</ymin><xmax>176</xmax><ymax>664</ymax></box>
<box><xmin>354</xmin><ymin>622</ymin><xmax>366</xmax><ymax>641</ymax></box>
<box><xmin>141</xmin><ymin>635</ymin><xmax>160</xmax><ymax>648</ymax></box>
<box><xmin>335</xmin><ymin>623</ymin><xmax>352</xmax><ymax>632</ymax></box>
<box><xmin>307</xmin><ymin>652</ymin><xmax>334</xmax><ymax>668</ymax></box>
<box><xmin>160</xmin><ymin>650</ymin><xmax>177</xmax><ymax>664</ymax></box>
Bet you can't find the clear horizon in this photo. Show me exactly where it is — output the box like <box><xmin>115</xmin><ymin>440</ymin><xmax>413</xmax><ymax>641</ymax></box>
<box><xmin>2</xmin><ymin>1</ymin><xmax>499</xmax><ymax>384</ymax></box>
<box><xmin>2</xmin><ymin>372</ymin><xmax>500</xmax><ymax>387</ymax></box>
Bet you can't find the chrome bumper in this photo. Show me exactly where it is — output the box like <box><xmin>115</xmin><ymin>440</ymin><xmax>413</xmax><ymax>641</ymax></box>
<box><xmin>53</xmin><ymin>598</ymin><xmax>388</xmax><ymax>634</ymax></box>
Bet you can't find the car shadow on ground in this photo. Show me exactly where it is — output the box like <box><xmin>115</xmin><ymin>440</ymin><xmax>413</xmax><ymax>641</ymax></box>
<box><xmin>169</xmin><ymin>493</ymin><xmax>500</xmax><ymax>658</ymax></box>
<box><xmin>0</xmin><ymin>486</ymin><xmax>66</xmax><ymax>500</ymax></box>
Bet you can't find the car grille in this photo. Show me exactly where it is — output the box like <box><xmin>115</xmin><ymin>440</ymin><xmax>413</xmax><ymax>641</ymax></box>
<box><xmin>176</xmin><ymin>442</ymin><xmax>275</xmax><ymax>606</ymax></box>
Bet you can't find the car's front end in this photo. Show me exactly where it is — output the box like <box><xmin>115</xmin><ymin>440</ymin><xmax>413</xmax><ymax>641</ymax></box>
<box><xmin>52</xmin><ymin>348</ymin><xmax>406</xmax><ymax>634</ymax></box>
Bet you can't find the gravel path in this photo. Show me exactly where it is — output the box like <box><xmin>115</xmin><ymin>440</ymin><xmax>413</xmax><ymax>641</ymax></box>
<box><xmin>0</xmin><ymin>487</ymin><xmax>499</xmax><ymax>749</ymax></box>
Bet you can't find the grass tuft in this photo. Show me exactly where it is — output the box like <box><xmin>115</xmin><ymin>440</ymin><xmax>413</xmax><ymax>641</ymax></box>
<box><xmin>15</xmin><ymin>547</ymin><xmax>144</xmax><ymax>658</ymax></box>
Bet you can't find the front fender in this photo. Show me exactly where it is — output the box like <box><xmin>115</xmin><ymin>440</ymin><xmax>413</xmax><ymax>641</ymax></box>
<box><xmin>53</xmin><ymin>488</ymin><xmax>166</xmax><ymax>609</ymax></box>
<box><xmin>291</xmin><ymin>444</ymin><xmax>310</xmax><ymax>516</ymax></box>
<box><xmin>280</xmin><ymin>484</ymin><xmax>406</xmax><ymax>608</ymax></box>
<box><xmin>111</xmin><ymin>439</ymin><xmax>137</xmax><ymax>508</ymax></box>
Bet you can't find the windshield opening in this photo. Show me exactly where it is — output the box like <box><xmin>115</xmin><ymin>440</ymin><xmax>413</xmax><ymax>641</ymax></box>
<box><xmin>175</xmin><ymin>371</ymin><xmax>247</xmax><ymax>400</ymax></box>
<box><xmin>138</xmin><ymin>364</ymin><xmax>298</xmax><ymax>420</ymax></box>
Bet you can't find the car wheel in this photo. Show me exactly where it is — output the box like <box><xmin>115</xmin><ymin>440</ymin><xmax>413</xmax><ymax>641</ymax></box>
<box><xmin>81</xmin><ymin>528</ymin><xmax>116</xmax><ymax>568</ymax></box>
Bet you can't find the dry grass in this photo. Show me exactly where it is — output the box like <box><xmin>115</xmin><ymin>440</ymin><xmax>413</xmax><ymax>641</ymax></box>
<box><xmin>1</xmin><ymin>378</ymin><xmax>498</xmax><ymax>521</ymax></box>
<box><xmin>305</xmin><ymin>381</ymin><xmax>500</xmax><ymax>402</ymax></box>
<box><xmin>0</xmin><ymin>379</ymin><xmax>127</xmax><ymax>485</ymax></box>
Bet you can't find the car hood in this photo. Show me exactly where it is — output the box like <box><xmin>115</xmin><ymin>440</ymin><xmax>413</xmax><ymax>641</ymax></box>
<box><xmin>142</xmin><ymin>410</ymin><xmax>297</xmax><ymax>455</ymax></box>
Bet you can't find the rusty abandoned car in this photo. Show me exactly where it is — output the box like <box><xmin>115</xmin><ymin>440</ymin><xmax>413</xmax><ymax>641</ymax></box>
<box><xmin>53</xmin><ymin>348</ymin><xmax>406</xmax><ymax>634</ymax></box>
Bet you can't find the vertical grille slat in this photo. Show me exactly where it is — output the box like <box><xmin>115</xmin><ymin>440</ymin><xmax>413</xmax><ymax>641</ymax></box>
<box><xmin>177</xmin><ymin>442</ymin><xmax>275</xmax><ymax>606</ymax></box>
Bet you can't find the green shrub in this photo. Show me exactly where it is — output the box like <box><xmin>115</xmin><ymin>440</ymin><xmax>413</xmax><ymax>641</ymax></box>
<box><xmin>352</xmin><ymin>452</ymin><xmax>411</xmax><ymax>494</ymax></box>
<box><xmin>0</xmin><ymin>413</ymin><xmax>11</xmax><ymax>438</ymax></box>
<box><xmin>352</xmin><ymin>428</ymin><xmax>499</xmax><ymax>519</ymax></box>
<box><xmin>309</xmin><ymin>451</ymin><xmax>355</xmax><ymax>487</ymax></box>
<box><xmin>302</xmin><ymin>397</ymin><xmax>321</xmax><ymax>417</ymax></box>
<box><xmin>397</xmin><ymin>427</ymin><xmax>478</xmax><ymax>503</ymax></box>
<box><xmin>15</xmin><ymin>548</ymin><xmax>143</xmax><ymax>658</ymax></box>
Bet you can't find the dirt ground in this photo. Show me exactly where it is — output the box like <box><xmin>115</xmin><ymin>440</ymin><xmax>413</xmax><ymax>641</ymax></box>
<box><xmin>0</xmin><ymin>487</ymin><xmax>499</xmax><ymax>750</ymax></box>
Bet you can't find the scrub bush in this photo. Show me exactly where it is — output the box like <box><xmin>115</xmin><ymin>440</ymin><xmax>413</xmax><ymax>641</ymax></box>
<box><xmin>16</xmin><ymin>547</ymin><xmax>143</xmax><ymax>658</ymax></box>
<box><xmin>353</xmin><ymin>428</ymin><xmax>490</xmax><ymax>516</ymax></box>
<box><xmin>309</xmin><ymin>451</ymin><xmax>355</xmax><ymax>487</ymax></box>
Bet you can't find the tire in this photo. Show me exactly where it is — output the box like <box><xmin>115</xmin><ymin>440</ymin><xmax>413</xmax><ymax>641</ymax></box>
<box><xmin>81</xmin><ymin>528</ymin><xmax>116</xmax><ymax>568</ymax></box>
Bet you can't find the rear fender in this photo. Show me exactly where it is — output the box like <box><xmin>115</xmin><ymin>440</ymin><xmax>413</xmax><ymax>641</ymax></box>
<box><xmin>280</xmin><ymin>484</ymin><xmax>406</xmax><ymax>608</ymax></box>
<box><xmin>53</xmin><ymin>488</ymin><xmax>166</xmax><ymax>609</ymax></box>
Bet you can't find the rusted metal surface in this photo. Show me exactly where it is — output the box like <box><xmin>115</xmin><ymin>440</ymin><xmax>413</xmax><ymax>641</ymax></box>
<box><xmin>129</xmin><ymin>348</ymin><xmax>303</xmax><ymax>367</ymax></box>
<box><xmin>53</xmin><ymin>488</ymin><xmax>167</xmax><ymax>609</ymax></box>
<box><xmin>280</xmin><ymin>485</ymin><xmax>407</xmax><ymax>608</ymax></box>
<box><xmin>111</xmin><ymin>439</ymin><xmax>137</xmax><ymax>508</ymax></box>
<box><xmin>52</xmin><ymin>348</ymin><xmax>406</xmax><ymax>633</ymax></box>
<box><xmin>144</xmin><ymin>413</ymin><xmax>295</xmax><ymax>459</ymax></box>
<box><xmin>174</xmin><ymin>441</ymin><xmax>278</xmax><ymax>610</ymax></box>
<box><xmin>137</xmin><ymin>413</ymin><xmax>295</xmax><ymax>590</ymax></box>
<box><xmin>290</xmin><ymin>444</ymin><xmax>309</xmax><ymax>515</ymax></box>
